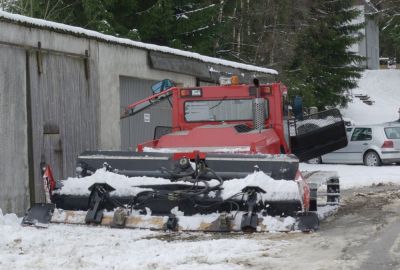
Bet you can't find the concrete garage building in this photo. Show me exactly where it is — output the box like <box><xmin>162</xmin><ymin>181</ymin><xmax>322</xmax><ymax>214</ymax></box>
<box><xmin>0</xmin><ymin>11</ymin><xmax>277</xmax><ymax>214</ymax></box>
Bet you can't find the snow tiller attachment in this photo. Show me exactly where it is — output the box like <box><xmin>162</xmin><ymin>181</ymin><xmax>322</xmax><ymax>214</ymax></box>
<box><xmin>23</xmin><ymin>78</ymin><xmax>345</xmax><ymax>232</ymax></box>
<box><xmin>23</xmin><ymin>152</ymin><xmax>339</xmax><ymax>232</ymax></box>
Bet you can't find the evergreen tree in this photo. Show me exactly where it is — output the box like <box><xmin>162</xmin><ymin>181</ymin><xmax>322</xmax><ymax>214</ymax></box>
<box><xmin>285</xmin><ymin>0</ymin><xmax>365</xmax><ymax>109</ymax></box>
<box><xmin>2</xmin><ymin>0</ymin><xmax>118</xmax><ymax>34</ymax></box>
<box><xmin>215</xmin><ymin>0</ymin><xmax>311</xmax><ymax>71</ymax></box>
<box><xmin>373</xmin><ymin>0</ymin><xmax>400</xmax><ymax>59</ymax></box>
<box><xmin>2</xmin><ymin>0</ymin><xmax>221</xmax><ymax>53</ymax></box>
<box><xmin>3</xmin><ymin>0</ymin><xmax>77</xmax><ymax>22</ymax></box>
<box><xmin>135</xmin><ymin>0</ymin><xmax>220</xmax><ymax>55</ymax></box>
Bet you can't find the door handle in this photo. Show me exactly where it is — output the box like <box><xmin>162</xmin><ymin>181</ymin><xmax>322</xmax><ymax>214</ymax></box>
<box><xmin>362</xmin><ymin>143</ymin><xmax>369</xmax><ymax>145</ymax></box>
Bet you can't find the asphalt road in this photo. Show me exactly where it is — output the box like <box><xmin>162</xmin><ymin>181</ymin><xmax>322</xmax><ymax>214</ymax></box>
<box><xmin>325</xmin><ymin>185</ymin><xmax>400</xmax><ymax>270</ymax></box>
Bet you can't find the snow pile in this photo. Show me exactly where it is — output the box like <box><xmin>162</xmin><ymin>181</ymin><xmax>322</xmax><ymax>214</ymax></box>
<box><xmin>59</xmin><ymin>169</ymin><xmax>301</xmax><ymax>202</ymax></box>
<box><xmin>59</xmin><ymin>168</ymin><xmax>182</xmax><ymax>196</ymax></box>
<box><xmin>221</xmin><ymin>171</ymin><xmax>300</xmax><ymax>201</ymax></box>
<box><xmin>260</xmin><ymin>215</ymin><xmax>297</xmax><ymax>231</ymax></box>
<box><xmin>0</xmin><ymin>209</ymin><xmax>20</xmax><ymax>226</ymax></box>
<box><xmin>342</xmin><ymin>70</ymin><xmax>400</xmax><ymax>124</ymax></box>
<box><xmin>0</xmin><ymin>10</ymin><xmax>277</xmax><ymax>75</ymax></box>
<box><xmin>317</xmin><ymin>205</ymin><xmax>339</xmax><ymax>220</ymax></box>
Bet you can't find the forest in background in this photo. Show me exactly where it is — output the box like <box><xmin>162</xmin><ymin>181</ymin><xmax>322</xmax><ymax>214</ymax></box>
<box><xmin>0</xmin><ymin>0</ymin><xmax>399</xmax><ymax>108</ymax></box>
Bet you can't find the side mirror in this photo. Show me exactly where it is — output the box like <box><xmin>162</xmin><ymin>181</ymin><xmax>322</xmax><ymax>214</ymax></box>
<box><xmin>151</xmin><ymin>79</ymin><xmax>174</xmax><ymax>94</ymax></box>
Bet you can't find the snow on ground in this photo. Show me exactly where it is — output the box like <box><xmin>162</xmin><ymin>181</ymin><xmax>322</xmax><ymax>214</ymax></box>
<box><xmin>1</xmin><ymin>163</ymin><xmax>399</xmax><ymax>270</ymax></box>
<box><xmin>0</xmin><ymin>209</ymin><xmax>291</xmax><ymax>270</ymax></box>
<box><xmin>2</xmin><ymin>164</ymin><xmax>400</xmax><ymax>270</ymax></box>
<box><xmin>300</xmin><ymin>163</ymin><xmax>400</xmax><ymax>189</ymax></box>
<box><xmin>341</xmin><ymin>69</ymin><xmax>400</xmax><ymax>124</ymax></box>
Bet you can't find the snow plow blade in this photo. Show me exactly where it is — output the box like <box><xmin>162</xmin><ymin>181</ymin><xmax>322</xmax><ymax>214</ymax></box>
<box><xmin>22</xmin><ymin>203</ymin><xmax>55</xmax><ymax>227</ymax></box>
<box><xmin>76</xmin><ymin>151</ymin><xmax>299</xmax><ymax>180</ymax></box>
<box><xmin>22</xmin><ymin>205</ymin><xmax>319</xmax><ymax>232</ymax></box>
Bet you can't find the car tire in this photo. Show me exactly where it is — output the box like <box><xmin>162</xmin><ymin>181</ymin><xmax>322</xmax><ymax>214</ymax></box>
<box><xmin>363</xmin><ymin>151</ymin><xmax>382</xmax><ymax>166</ymax></box>
<box><xmin>307</xmin><ymin>156</ymin><xmax>322</xmax><ymax>164</ymax></box>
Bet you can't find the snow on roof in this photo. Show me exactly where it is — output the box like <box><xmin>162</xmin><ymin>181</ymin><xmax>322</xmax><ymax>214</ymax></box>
<box><xmin>0</xmin><ymin>10</ymin><xmax>278</xmax><ymax>75</ymax></box>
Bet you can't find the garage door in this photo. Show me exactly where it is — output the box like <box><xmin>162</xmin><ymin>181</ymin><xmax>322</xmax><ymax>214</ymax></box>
<box><xmin>120</xmin><ymin>76</ymin><xmax>172</xmax><ymax>150</ymax></box>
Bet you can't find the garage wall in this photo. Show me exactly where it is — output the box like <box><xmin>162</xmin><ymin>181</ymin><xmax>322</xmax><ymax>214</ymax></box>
<box><xmin>28</xmin><ymin>51</ymin><xmax>99</xmax><ymax>202</ymax></box>
<box><xmin>97</xmin><ymin>44</ymin><xmax>196</xmax><ymax>150</ymax></box>
<box><xmin>0</xmin><ymin>45</ymin><xmax>30</xmax><ymax>214</ymax></box>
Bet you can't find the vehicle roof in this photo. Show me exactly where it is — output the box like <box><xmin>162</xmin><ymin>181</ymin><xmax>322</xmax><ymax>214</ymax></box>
<box><xmin>347</xmin><ymin>121</ymin><xmax>400</xmax><ymax>128</ymax></box>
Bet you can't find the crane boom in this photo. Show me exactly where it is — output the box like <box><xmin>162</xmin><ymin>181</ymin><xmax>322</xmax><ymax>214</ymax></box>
<box><xmin>120</xmin><ymin>86</ymin><xmax>175</xmax><ymax>119</ymax></box>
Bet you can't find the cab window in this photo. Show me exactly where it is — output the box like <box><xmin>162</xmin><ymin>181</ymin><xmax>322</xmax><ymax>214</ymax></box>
<box><xmin>351</xmin><ymin>128</ymin><xmax>372</xmax><ymax>141</ymax></box>
<box><xmin>184</xmin><ymin>99</ymin><xmax>269</xmax><ymax>122</ymax></box>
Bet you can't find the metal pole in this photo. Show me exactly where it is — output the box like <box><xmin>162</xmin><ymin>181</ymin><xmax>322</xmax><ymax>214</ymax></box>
<box><xmin>26</xmin><ymin>50</ymin><xmax>36</xmax><ymax>205</ymax></box>
<box><xmin>398</xmin><ymin>107</ymin><xmax>400</xmax><ymax>121</ymax></box>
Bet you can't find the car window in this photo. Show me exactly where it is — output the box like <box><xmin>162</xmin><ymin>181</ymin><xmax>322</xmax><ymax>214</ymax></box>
<box><xmin>384</xmin><ymin>127</ymin><xmax>400</xmax><ymax>139</ymax></box>
<box><xmin>351</xmin><ymin>128</ymin><xmax>372</xmax><ymax>141</ymax></box>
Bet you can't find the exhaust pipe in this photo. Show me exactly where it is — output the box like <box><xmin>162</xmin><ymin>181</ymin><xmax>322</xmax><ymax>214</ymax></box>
<box><xmin>252</xmin><ymin>78</ymin><xmax>265</xmax><ymax>131</ymax></box>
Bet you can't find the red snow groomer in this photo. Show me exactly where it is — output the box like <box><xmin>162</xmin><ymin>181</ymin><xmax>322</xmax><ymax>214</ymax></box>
<box><xmin>23</xmin><ymin>78</ymin><xmax>347</xmax><ymax>232</ymax></box>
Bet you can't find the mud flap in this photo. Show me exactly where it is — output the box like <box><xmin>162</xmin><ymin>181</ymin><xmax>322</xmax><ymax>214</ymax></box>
<box><xmin>297</xmin><ymin>212</ymin><xmax>319</xmax><ymax>232</ymax></box>
<box><xmin>22</xmin><ymin>203</ymin><xmax>55</xmax><ymax>227</ymax></box>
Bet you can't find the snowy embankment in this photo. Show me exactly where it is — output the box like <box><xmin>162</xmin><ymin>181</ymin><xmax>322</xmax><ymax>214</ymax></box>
<box><xmin>341</xmin><ymin>69</ymin><xmax>400</xmax><ymax>124</ymax></box>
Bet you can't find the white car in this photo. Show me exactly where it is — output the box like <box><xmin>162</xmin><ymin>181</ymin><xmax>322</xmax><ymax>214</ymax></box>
<box><xmin>318</xmin><ymin>123</ymin><xmax>400</xmax><ymax>166</ymax></box>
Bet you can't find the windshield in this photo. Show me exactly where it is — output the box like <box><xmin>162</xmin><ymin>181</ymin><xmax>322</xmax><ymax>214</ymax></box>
<box><xmin>384</xmin><ymin>127</ymin><xmax>400</xmax><ymax>139</ymax></box>
<box><xmin>184</xmin><ymin>99</ymin><xmax>269</xmax><ymax>122</ymax></box>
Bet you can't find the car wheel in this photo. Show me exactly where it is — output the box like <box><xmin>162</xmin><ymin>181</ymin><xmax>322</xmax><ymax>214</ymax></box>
<box><xmin>363</xmin><ymin>151</ymin><xmax>381</xmax><ymax>166</ymax></box>
<box><xmin>307</xmin><ymin>156</ymin><xmax>322</xmax><ymax>164</ymax></box>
